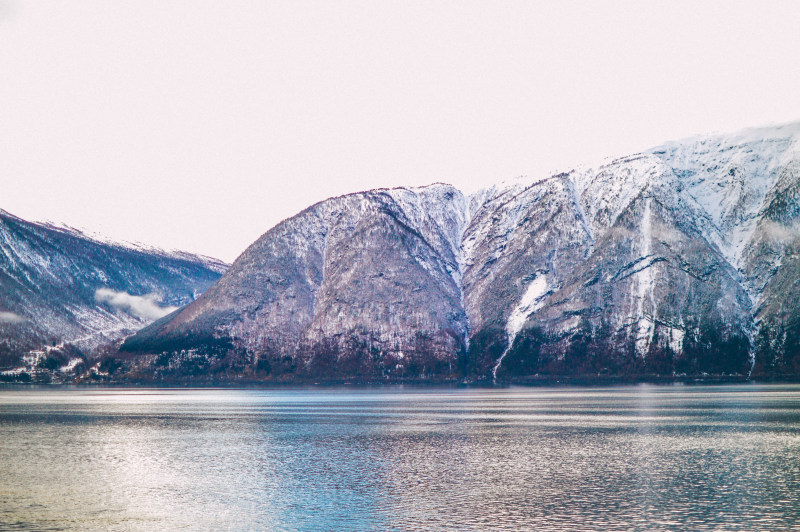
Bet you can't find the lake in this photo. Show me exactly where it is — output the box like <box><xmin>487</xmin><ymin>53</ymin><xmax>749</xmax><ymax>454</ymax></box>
<box><xmin>1</xmin><ymin>384</ymin><xmax>800</xmax><ymax>530</ymax></box>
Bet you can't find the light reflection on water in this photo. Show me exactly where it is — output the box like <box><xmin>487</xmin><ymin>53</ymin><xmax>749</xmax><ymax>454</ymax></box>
<box><xmin>1</xmin><ymin>384</ymin><xmax>800</xmax><ymax>530</ymax></box>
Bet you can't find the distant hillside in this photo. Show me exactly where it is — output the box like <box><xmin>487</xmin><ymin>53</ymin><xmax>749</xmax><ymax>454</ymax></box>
<box><xmin>0</xmin><ymin>209</ymin><xmax>226</xmax><ymax>377</ymax></box>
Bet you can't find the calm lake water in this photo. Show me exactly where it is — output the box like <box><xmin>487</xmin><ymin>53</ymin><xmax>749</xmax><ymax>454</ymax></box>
<box><xmin>1</xmin><ymin>385</ymin><xmax>800</xmax><ymax>531</ymax></box>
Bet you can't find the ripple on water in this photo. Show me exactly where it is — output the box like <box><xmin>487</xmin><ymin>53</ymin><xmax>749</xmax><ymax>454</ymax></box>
<box><xmin>1</xmin><ymin>385</ymin><xmax>800</xmax><ymax>531</ymax></box>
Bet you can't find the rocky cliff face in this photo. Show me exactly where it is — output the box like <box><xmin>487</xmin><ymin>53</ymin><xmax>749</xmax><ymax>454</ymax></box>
<box><xmin>0</xmin><ymin>209</ymin><xmax>226</xmax><ymax>377</ymax></box>
<box><xmin>122</xmin><ymin>122</ymin><xmax>800</xmax><ymax>382</ymax></box>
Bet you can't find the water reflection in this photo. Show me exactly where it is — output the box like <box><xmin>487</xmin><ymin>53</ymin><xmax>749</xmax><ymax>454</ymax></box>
<box><xmin>1</xmin><ymin>385</ymin><xmax>800</xmax><ymax>530</ymax></box>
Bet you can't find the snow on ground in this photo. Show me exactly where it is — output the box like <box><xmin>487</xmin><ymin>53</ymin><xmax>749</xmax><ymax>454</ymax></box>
<box><xmin>59</xmin><ymin>358</ymin><xmax>83</xmax><ymax>373</ymax></box>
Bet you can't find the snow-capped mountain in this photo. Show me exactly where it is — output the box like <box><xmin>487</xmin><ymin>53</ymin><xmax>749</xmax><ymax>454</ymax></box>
<box><xmin>0</xmin><ymin>209</ymin><xmax>226</xmax><ymax>375</ymax></box>
<box><xmin>121</xmin><ymin>121</ymin><xmax>800</xmax><ymax>381</ymax></box>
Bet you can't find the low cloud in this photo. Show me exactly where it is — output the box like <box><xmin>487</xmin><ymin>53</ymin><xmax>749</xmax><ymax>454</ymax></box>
<box><xmin>0</xmin><ymin>311</ymin><xmax>25</xmax><ymax>323</ymax></box>
<box><xmin>95</xmin><ymin>288</ymin><xmax>178</xmax><ymax>321</ymax></box>
<box><xmin>762</xmin><ymin>221</ymin><xmax>800</xmax><ymax>243</ymax></box>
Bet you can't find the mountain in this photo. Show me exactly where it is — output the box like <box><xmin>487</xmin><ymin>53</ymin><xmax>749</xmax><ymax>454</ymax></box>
<box><xmin>119</xmin><ymin>121</ymin><xmax>800</xmax><ymax>382</ymax></box>
<box><xmin>122</xmin><ymin>186</ymin><xmax>470</xmax><ymax>380</ymax></box>
<box><xmin>0</xmin><ymin>209</ymin><xmax>226</xmax><ymax>378</ymax></box>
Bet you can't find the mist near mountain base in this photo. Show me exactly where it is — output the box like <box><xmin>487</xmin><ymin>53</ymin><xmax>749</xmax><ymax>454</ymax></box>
<box><xmin>94</xmin><ymin>288</ymin><xmax>177</xmax><ymax>321</ymax></box>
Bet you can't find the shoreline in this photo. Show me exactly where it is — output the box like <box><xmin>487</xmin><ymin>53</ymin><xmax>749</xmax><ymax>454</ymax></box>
<box><xmin>3</xmin><ymin>374</ymin><xmax>800</xmax><ymax>389</ymax></box>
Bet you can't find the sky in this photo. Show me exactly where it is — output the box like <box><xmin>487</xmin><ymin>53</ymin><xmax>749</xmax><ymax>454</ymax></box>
<box><xmin>2</xmin><ymin>1</ymin><xmax>800</xmax><ymax>263</ymax></box>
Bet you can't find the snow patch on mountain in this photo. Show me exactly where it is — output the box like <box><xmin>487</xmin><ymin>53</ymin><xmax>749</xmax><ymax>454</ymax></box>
<box><xmin>493</xmin><ymin>273</ymin><xmax>550</xmax><ymax>380</ymax></box>
<box><xmin>507</xmin><ymin>275</ymin><xmax>549</xmax><ymax>338</ymax></box>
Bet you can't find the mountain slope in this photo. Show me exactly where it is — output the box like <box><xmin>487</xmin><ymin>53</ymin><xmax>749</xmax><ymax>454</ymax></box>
<box><xmin>122</xmin><ymin>121</ymin><xmax>800</xmax><ymax>382</ymax></box>
<box><xmin>124</xmin><ymin>185</ymin><xmax>468</xmax><ymax>379</ymax></box>
<box><xmin>467</xmin><ymin>154</ymin><xmax>752</xmax><ymax>380</ymax></box>
<box><xmin>0</xmin><ymin>209</ymin><xmax>226</xmax><ymax>371</ymax></box>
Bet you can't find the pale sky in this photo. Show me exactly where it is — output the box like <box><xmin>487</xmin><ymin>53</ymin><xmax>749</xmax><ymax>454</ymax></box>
<box><xmin>2</xmin><ymin>0</ymin><xmax>800</xmax><ymax>262</ymax></box>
